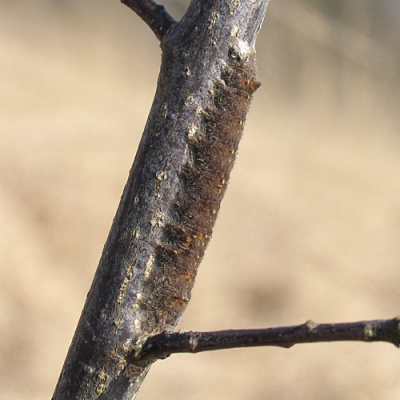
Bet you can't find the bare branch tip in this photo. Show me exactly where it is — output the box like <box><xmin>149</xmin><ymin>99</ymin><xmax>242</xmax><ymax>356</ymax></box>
<box><xmin>121</xmin><ymin>0</ymin><xmax>177</xmax><ymax>41</ymax></box>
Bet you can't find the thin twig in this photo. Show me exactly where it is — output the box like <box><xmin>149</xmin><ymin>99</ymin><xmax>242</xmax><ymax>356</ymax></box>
<box><xmin>121</xmin><ymin>0</ymin><xmax>176</xmax><ymax>40</ymax></box>
<box><xmin>129</xmin><ymin>317</ymin><xmax>400</xmax><ymax>363</ymax></box>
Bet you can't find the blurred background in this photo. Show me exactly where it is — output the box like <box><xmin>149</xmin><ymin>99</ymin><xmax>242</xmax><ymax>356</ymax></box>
<box><xmin>1</xmin><ymin>0</ymin><xmax>400</xmax><ymax>399</ymax></box>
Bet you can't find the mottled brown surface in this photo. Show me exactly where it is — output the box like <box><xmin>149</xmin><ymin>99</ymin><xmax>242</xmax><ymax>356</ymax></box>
<box><xmin>1</xmin><ymin>1</ymin><xmax>400</xmax><ymax>399</ymax></box>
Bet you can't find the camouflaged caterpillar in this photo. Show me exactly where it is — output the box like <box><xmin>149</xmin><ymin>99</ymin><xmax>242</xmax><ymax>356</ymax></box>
<box><xmin>137</xmin><ymin>47</ymin><xmax>261</xmax><ymax>331</ymax></box>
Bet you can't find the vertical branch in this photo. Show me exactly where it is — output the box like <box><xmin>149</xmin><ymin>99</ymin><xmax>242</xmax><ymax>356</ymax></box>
<box><xmin>52</xmin><ymin>1</ymin><xmax>269</xmax><ymax>399</ymax></box>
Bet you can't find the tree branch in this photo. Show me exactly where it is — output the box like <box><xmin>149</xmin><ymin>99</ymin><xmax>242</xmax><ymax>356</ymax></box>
<box><xmin>130</xmin><ymin>317</ymin><xmax>400</xmax><ymax>362</ymax></box>
<box><xmin>121</xmin><ymin>0</ymin><xmax>176</xmax><ymax>40</ymax></box>
<box><xmin>52</xmin><ymin>1</ymin><xmax>269</xmax><ymax>399</ymax></box>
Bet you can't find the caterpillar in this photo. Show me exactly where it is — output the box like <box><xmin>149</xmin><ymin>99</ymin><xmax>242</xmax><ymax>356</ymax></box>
<box><xmin>135</xmin><ymin>43</ymin><xmax>261</xmax><ymax>334</ymax></box>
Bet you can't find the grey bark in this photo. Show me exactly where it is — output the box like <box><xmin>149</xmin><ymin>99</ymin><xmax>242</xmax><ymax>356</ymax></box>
<box><xmin>52</xmin><ymin>1</ymin><xmax>269</xmax><ymax>399</ymax></box>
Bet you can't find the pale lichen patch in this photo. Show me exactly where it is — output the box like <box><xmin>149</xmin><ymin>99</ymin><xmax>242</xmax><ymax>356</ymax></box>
<box><xmin>208</xmin><ymin>10</ymin><xmax>219</xmax><ymax>30</ymax></box>
<box><xmin>150</xmin><ymin>209</ymin><xmax>164</xmax><ymax>227</ymax></box>
<box><xmin>114</xmin><ymin>319</ymin><xmax>122</xmax><ymax>328</ymax></box>
<box><xmin>231</xmin><ymin>25</ymin><xmax>240</xmax><ymax>37</ymax></box>
<box><xmin>364</xmin><ymin>324</ymin><xmax>375</xmax><ymax>340</ymax></box>
<box><xmin>96</xmin><ymin>383</ymin><xmax>107</xmax><ymax>396</ymax></box>
<box><xmin>195</xmin><ymin>105</ymin><xmax>203</xmax><ymax>115</ymax></box>
<box><xmin>305</xmin><ymin>320</ymin><xmax>318</xmax><ymax>331</ymax></box>
<box><xmin>98</xmin><ymin>371</ymin><xmax>108</xmax><ymax>381</ymax></box>
<box><xmin>230</xmin><ymin>0</ymin><xmax>240</xmax><ymax>15</ymax></box>
<box><xmin>188</xmin><ymin>123</ymin><xmax>202</xmax><ymax>142</ymax></box>
<box><xmin>160</xmin><ymin>103</ymin><xmax>168</xmax><ymax>118</ymax></box>
<box><xmin>189</xmin><ymin>335</ymin><xmax>199</xmax><ymax>352</ymax></box>
<box><xmin>185</xmin><ymin>95</ymin><xmax>194</xmax><ymax>105</ymax></box>
<box><xmin>144</xmin><ymin>254</ymin><xmax>155</xmax><ymax>280</ymax></box>
<box><xmin>230</xmin><ymin>39</ymin><xmax>254</xmax><ymax>61</ymax></box>
<box><xmin>96</xmin><ymin>370</ymin><xmax>109</xmax><ymax>396</ymax></box>
<box><xmin>156</xmin><ymin>170</ymin><xmax>167</xmax><ymax>181</ymax></box>
<box><xmin>83</xmin><ymin>365</ymin><xmax>94</xmax><ymax>374</ymax></box>
<box><xmin>117</xmin><ymin>264</ymin><xmax>134</xmax><ymax>305</ymax></box>
<box><xmin>134</xmin><ymin>318</ymin><xmax>141</xmax><ymax>330</ymax></box>
<box><xmin>132</xmin><ymin>226</ymin><xmax>140</xmax><ymax>239</ymax></box>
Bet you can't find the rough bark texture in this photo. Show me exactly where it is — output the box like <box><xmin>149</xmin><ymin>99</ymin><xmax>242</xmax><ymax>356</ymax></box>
<box><xmin>52</xmin><ymin>1</ymin><xmax>269</xmax><ymax>399</ymax></box>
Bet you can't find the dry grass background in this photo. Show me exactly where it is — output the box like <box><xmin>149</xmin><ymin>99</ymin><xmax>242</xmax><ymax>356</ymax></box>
<box><xmin>1</xmin><ymin>1</ymin><xmax>400</xmax><ymax>399</ymax></box>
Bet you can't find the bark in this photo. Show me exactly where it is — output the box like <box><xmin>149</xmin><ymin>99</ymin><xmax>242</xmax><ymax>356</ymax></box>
<box><xmin>52</xmin><ymin>1</ymin><xmax>269</xmax><ymax>399</ymax></box>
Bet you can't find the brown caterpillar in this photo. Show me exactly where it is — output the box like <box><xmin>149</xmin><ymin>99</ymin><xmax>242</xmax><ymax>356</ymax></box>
<box><xmin>137</xmin><ymin>48</ymin><xmax>260</xmax><ymax>331</ymax></box>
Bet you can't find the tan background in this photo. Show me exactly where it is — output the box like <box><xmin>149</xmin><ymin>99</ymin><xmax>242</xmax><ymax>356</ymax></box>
<box><xmin>1</xmin><ymin>1</ymin><xmax>400</xmax><ymax>399</ymax></box>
